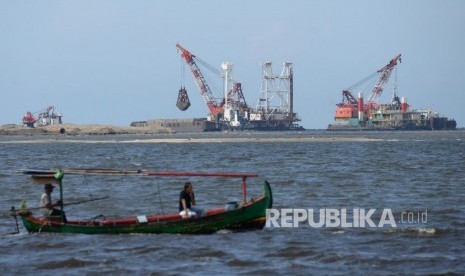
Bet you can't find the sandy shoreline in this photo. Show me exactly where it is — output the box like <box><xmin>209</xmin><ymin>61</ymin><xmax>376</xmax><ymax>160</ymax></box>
<box><xmin>0</xmin><ymin>123</ymin><xmax>171</xmax><ymax>136</ymax></box>
<box><xmin>0</xmin><ymin>136</ymin><xmax>380</xmax><ymax>144</ymax></box>
<box><xmin>0</xmin><ymin>123</ymin><xmax>384</xmax><ymax>143</ymax></box>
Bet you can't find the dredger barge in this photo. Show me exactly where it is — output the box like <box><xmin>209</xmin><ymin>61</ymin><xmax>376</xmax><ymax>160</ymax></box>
<box><xmin>132</xmin><ymin>44</ymin><xmax>303</xmax><ymax>132</ymax></box>
<box><xmin>328</xmin><ymin>54</ymin><xmax>456</xmax><ymax>131</ymax></box>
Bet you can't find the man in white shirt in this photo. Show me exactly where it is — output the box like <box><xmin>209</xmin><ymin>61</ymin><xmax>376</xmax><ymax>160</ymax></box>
<box><xmin>40</xmin><ymin>183</ymin><xmax>67</xmax><ymax>222</ymax></box>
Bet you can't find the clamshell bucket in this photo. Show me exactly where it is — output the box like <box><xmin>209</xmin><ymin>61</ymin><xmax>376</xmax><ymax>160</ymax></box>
<box><xmin>176</xmin><ymin>87</ymin><xmax>191</xmax><ymax>111</ymax></box>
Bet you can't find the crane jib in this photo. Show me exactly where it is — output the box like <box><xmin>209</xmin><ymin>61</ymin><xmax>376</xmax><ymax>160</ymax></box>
<box><xmin>176</xmin><ymin>43</ymin><xmax>224</xmax><ymax>117</ymax></box>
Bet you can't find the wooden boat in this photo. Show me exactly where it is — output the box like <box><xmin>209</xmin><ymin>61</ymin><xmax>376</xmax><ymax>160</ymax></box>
<box><xmin>16</xmin><ymin>169</ymin><xmax>272</xmax><ymax>234</ymax></box>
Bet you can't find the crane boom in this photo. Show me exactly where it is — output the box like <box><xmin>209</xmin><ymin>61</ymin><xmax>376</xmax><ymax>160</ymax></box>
<box><xmin>176</xmin><ymin>43</ymin><xmax>223</xmax><ymax>117</ymax></box>
<box><xmin>367</xmin><ymin>54</ymin><xmax>402</xmax><ymax>104</ymax></box>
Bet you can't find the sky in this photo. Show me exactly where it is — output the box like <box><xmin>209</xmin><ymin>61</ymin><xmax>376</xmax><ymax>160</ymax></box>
<box><xmin>1</xmin><ymin>1</ymin><xmax>464</xmax><ymax>129</ymax></box>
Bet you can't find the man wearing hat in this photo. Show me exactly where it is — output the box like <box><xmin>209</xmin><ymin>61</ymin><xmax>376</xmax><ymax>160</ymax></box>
<box><xmin>40</xmin><ymin>183</ymin><xmax>67</xmax><ymax>222</ymax></box>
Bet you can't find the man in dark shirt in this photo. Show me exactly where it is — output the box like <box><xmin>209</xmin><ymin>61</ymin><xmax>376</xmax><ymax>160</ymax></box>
<box><xmin>179</xmin><ymin>182</ymin><xmax>203</xmax><ymax>217</ymax></box>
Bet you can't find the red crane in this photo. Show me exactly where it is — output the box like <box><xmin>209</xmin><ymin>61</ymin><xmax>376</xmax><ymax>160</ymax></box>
<box><xmin>366</xmin><ymin>54</ymin><xmax>402</xmax><ymax>108</ymax></box>
<box><xmin>22</xmin><ymin>112</ymin><xmax>36</xmax><ymax>127</ymax></box>
<box><xmin>176</xmin><ymin>43</ymin><xmax>224</xmax><ymax>117</ymax></box>
<box><xmin>335</xmin><ymin>54</ymin><xmax>402</xmax><ymax>120</ymax></box>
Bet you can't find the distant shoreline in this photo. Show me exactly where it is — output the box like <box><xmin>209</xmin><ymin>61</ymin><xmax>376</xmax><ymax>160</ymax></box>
<box><xmin>0</xmin><ymin>137</ymin><xmax>380</xmax><ymax>144</ymax></box>
<box><xmin>0</xmin><ymin>123</ymin><xmax>171</xmax><ymax>136</ymax></box>
<box><xmin>1</xmin><ymin>124</ymin><xmax>463</xmax><ymax>143</ymax></box>
<box><xmin>0</xmin><ymin>124</ymin><xmax>384</xmax><ymax>143</ymax></box>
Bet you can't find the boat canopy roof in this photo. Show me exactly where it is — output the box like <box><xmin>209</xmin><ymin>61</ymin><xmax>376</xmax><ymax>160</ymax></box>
<box><xmin>21</xmin><ymin>168</ymin><xmax>258</xmax><ymax>184</ymax></box>
<box><xmin>21</xmin><ymin>168</ymin><xmax>257</xmax><ymax>208</ymax></box>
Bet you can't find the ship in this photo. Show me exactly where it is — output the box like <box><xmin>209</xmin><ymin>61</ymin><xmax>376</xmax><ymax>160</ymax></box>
<box><xmin>173</xmin><ymin>43</ymin><xmax>303</xmax><ymax>132</ymax></box>
<box><xmin>22</xmin><ymin>106</ymin><xmax>63</xmax><ymax>128</ymax></box>
<box><xmin>327</xmin><ymin>54</ymin><xmax>456</xmax><ymax>131</ymax></box>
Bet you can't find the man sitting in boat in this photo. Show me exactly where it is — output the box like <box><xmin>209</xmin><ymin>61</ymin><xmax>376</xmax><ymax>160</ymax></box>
<box><xmin>40</xmin><ymin>183</ymin><xmax>67</xmax><ymax>222</ymax></box>
<box><xmin>179</xmin><ymin>182</ymin><xmax>204</xmax><ymax>218</ymax></box>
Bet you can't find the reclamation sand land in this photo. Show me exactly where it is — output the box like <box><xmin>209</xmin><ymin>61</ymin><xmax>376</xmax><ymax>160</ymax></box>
<box><xmin>0</xmin><ymin>123</ymin><xmax>170</xmax><ymax>136</ymax></box>
<box><xmin>0</xmin><ymin>123</ymin><xmax>380</xmax><ymax>143</ymax></box>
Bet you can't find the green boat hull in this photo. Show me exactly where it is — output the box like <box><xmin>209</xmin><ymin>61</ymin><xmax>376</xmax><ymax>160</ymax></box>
<box><xmin>20</xmin><ymin>181</ymin><xmax>272</xmax><ymax>234</ymax></box>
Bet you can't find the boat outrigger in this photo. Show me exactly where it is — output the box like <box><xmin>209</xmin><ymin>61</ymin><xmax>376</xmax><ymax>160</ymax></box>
<box><xmin>14</xmin><ymin>169</ymin><xmax>272</xmax><ymax>234</ymax></box>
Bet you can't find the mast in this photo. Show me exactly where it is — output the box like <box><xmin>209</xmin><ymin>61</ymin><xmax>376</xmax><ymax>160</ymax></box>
<box><xmin>289</xmin><ymin>65</ymin><xmax>294</xmax><ymax>123</ymax></box>
<box><xmin>280</xmin><ymin>62</ymin><xmax>294</xmax><ymax>123</ymax></box>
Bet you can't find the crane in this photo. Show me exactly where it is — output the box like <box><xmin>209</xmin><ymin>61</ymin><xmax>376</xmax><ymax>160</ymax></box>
<box><xmin>366</xmin><ymin>54</ymin><xmax>402</xmax><ymax>107</ymax></box>
<box><xmin>21</xmin><ymin>106</ymin><xmax>62</xmax><ymax>127</ymax></box>
<box><xmin>176</xmin><ymin>43</ymin><xmax>248</xmax><ymax>126</ymax></box>
<box><xmin>176</xmin><ymin>43</ymin><xmax>224</xmax><ymax>118</ymax></box>
<box><xmin>338</xmin><ymin>54</ymin><xmax>402</xmax><ymax>111</ymax></box>
<box><xmin>22</xmin><ymin>111</ymin><xmax>36</xmax><ymax>127</ymax></box>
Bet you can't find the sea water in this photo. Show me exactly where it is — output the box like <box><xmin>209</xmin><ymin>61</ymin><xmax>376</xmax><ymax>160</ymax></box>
<box><xmin>0</xmin><ymin>130</ymin><xmax>464</xmax><ymax>274</ymax></box>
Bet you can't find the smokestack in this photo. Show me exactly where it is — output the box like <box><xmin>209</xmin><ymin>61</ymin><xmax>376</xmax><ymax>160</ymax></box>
<box><xmin>401</xmin><ymin>97</ymin><xmax>408</xmax><ymax>113</ymax></box>
<box><xmin>358</xmin><ymin>92</ymin><xmax>364</xmax><ymax>112</ymax></box>
<box><xmin>358</xmin><ymin>92</ymin><xmax>364</xmax><ymax>122</ymax></box>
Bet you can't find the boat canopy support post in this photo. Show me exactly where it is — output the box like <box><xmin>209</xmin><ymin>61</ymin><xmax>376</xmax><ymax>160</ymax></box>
<box><xmin>59</xmin><ymin>179</ymin><xmax>64</xmax><ymax>222</ymax></box>
<box><xmin>142</xmin><ymin>171</ymin><xmax>257</xmax><ymax>204</ymax></box>
<box><xmin>55</xmin><ymin>169</ymin><xmax>65</xmax><ymax>223</ymax></box>
<box><xmin>242</xmin><ymin>176</ymin><xmax>247</xmax><ymax>204</ymax></box>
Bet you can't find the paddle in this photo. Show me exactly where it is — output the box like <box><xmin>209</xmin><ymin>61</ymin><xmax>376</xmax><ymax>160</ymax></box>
<box><xmin>9</xmin><ymin>196</ymin><xmax>110</xmax><ymax>213</ymax></box>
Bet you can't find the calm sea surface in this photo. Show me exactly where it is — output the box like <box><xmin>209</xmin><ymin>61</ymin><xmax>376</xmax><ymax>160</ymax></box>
<box><xmin>0</xmin><ymin>130</ymin><xmax>464</xmax><ymax>275</ymax></box>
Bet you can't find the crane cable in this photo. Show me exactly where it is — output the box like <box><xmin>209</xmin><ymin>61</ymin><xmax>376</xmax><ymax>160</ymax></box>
<box><xmin>180</xmin><ymin>55</ymin><xmax>185</xmax><ymax>88</ymax></box>
<box><xmin>194</xmin><ymin>56</ymin><xmax>221</xmax><ymax>76</ymax></box>
<box><xmin>347</xmin><ymin>71</ymin><xmax>378</xmax><ymax>91</ymax></box>
<box><xmin>193</xmin><ymin>56</ymin><xmax>224</xmax><ymax>99</ymax></box>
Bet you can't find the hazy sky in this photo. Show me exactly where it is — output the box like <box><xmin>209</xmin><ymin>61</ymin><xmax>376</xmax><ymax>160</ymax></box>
<box><xmin>1</xmin><ymin>1</ymin><xmax>464</xmax><ymax>129</ymax></box>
